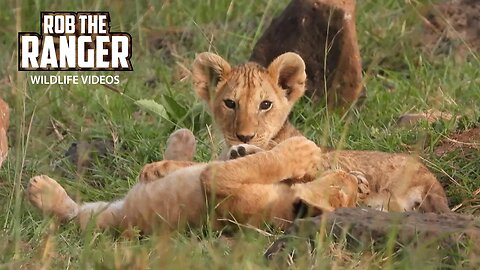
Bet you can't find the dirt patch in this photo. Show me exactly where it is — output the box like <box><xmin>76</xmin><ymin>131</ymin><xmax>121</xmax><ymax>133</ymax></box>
<box><xmin>265</xmin><ymin>207</ymin><xmax>480</xmax><ymax>259</ymax></box>
<box><xmin>250</xmin><ymin>0</ymin><xmax>363</xmax><ymax>107</ymax></box>
<box><xmin>0</xmin><ymin>97</ymin><xmax>9</xmax><ymax>168</ymax></box>
<box><xmin>435</xmin><ymin>127</ymin><xmax>480</xmax><ymax>156</ymax></box>
<box><xmin>422</xmin><ymin>0</ymin><xmax>480</xmax><ymax>59</ymax></box>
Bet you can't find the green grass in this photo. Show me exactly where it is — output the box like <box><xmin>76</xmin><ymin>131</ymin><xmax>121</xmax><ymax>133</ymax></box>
<box><xmin>0</xmin><ymin>0</ymin><xmax>479</xmax><ymax>268</ymax></box>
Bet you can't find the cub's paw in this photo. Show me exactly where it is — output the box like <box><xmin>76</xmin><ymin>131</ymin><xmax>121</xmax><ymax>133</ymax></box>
<box><xmin>228</xmin><ymin>144</ymin><xmax>263</xmax><ymax>160</ymax></box>
<box><xmin>349</xmin><ymin>170</ymin><xmax>370</xmax><ymax>201</ymax></box>
<box><xmin>28</xmin><ymin>175</ymin><xmax>78</xmax><ymax>220</ymax></box>
<box><xmin>273</xmin><ymin>137</ymin><xmax>321</xmax><ymax>179</ymax></box>
<box><xmin>164</xmin><ymin>129</ymin><xmax>196</xmax><ymax>161</ymax></box>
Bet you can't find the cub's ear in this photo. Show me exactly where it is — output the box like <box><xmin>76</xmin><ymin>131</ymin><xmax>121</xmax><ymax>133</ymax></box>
<box><xmin>267</xmin><ymin>52</ymin><xmax>307</xmax><ymax>103</ymax></box>
<box><xmin>192</xmin><ymin>52</ymin><xmax>231</xmax><ymax>103</ymax></box>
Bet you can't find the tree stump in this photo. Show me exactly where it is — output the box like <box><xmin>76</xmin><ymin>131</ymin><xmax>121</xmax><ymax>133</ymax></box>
<box><xmin>265</xmin><ymin>208</ymin><xmax>480</xmax><ymax>259</ymax></box>
<box><xmin>251</xmin><ymin>0</ymin><xmax>363</xmax><ymax>107</ymax></box>
<box><xmin>0</xmin><ymin>97</ymin><xmax>9</xmax><ymax>168</ymax></box>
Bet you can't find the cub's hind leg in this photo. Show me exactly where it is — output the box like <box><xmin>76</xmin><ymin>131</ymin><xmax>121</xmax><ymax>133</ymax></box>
<box><xmin>28</xmin><ymin>175</ymin><xmax>126</xmax><ymax>230</ymax></box>
<box><xmin>28</xmin><ymin>175</ymin><xmax>79</xmax><ymax>221</ymax></box>
<box><xmin>163</xmin><ymin>128</ymin><xmax>197</xmax><ymax>161</ymax></box>
<box><xmin>139</xmin><ymin>128</ymin><xmax>202</xmax><ymax>183</ymax></box>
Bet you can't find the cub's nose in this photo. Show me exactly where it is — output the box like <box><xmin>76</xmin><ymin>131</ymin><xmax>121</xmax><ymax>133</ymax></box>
<box><xmin>236</xmin><ymin>134</ymin><xmax>255</xmax><ymax>143</ymax></box>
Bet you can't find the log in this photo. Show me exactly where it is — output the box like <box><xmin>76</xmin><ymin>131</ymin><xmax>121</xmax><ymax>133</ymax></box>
<box><xmin>265</xmin><ymin>208</ymin><xmax>480</xmax><ymax>259</ymax></box>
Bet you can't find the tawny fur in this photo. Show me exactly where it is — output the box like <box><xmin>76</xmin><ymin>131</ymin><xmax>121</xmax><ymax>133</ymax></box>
<box><xmin>28</xmin><ymin>136</ymin><xmax>361</xmax><ymax>233</ymax></box>
<box><xmin>163</xmin><ymin>129</ymin><xmax>197</xmax><ymax>161</ymax></box>
<box><xmin>191</xmin><ymin>52</ymin><xmax>449</xmax><ymax>213</ymax></box>
<box><xmin>27</xmin><ymin>52</ymin><xmax>449</xmax><ymax>235</ymax></box>
<box><xmin>192</xmin><ymin>52</ymin><xmax>304</xmax><ymax>150</ymax></box>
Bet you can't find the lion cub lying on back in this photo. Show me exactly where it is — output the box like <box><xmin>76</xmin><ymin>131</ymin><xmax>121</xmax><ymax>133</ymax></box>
<box><xmin>28</xmin><ymin>53</ymin><xmax>370</xmax><ymax>233</ymax></box>
<box><xmin>189</xmin><ymin>51</ymin><xmax>449</xmax><ymax>213</ymax></box>
<box><xmin>28</xmin><ymin>134</ymin><xmax>363</xmax><ymax>233</ymax></box>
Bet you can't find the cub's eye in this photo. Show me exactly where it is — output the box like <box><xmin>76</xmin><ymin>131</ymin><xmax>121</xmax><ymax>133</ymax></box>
<box><xmin>224</xmin><ymin>99</ymin><xmax>236</xmax><ymax>109</ymax></box>
<box><xmin>259</xmin><ymin>100</ymin><xmax>272</xmax><ymax>110</ymax></box>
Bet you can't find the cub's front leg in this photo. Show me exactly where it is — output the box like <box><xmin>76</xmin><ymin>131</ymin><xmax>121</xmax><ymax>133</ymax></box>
<box><xmin>270</xmin><ymin>136</ymin><xmax>321</xmax><ymax>180</ymax></box>
<box><xmin>201</xmin><ymin>136</ymin><xmax>321</xmax><ymax>195</ymax></box>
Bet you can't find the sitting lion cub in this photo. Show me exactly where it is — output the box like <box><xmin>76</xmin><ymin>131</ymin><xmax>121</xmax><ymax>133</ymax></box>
<box><xmin>188</xmin><ymin>51</ymin><xmax>450</xmax><ymax>213</ymax></box>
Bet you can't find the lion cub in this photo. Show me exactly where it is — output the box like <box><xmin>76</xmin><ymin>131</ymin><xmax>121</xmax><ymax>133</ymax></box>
<box><xmin>28</xmin><ymin>53</ymin><xmax>374</xmax><ymax>232</ymax></box>
<box><xmin>190</xmin><ymin>51</ymin><xmax>450</xmax><ymax>213</ymax></box>
<box><xmin>28</xmin><ymin>133</ymin><xmax>364</xmax><ymax>233</ymax></box>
